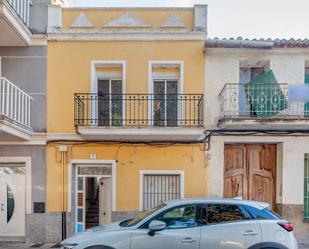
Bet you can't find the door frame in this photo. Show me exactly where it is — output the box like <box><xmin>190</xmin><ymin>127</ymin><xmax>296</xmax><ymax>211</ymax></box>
<box><xmin>0</xmin><ymin>157</ymin><xmax>31</xmax><ymax>240</ymax></box>
<box><xmin>68</xmin><ymin>160</ymin><xmax>116</xmax><ymax>233</ymax></box>
<box><xmin>0</xmin><ymin>157</ymin><xmax>31</xmax><ymax>214</ymax></box>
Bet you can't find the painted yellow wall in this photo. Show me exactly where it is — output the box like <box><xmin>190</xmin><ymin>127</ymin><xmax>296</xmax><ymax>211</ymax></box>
<box><xmin>46</xmin><ymin>143</ymin><xmax>206</xmax><ymax>212</ymax></box>
<box><xmin>47</xmin><ymin>41</ymin><xmax>205</xmax><ymax>133</ymax></box>
<box><xmin>62</xmin><ymin>8</ymin><xmax>194</xmax><ymax>30</ymax></box>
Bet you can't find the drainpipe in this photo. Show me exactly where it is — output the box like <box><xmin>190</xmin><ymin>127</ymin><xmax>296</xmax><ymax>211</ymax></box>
<box><xmin>59</xmin><ymin>145</ymin><xmax>68</xmax><ymax>240</ymax></box>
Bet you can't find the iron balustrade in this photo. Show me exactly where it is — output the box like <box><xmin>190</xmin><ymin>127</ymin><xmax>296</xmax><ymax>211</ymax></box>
<box><xmin>219</xmin><ymin>83</ymin><xmax>309</xmax><ymax>119</ymax></box>
<box><xmin>0</xmin><ymin>77</ymin><xmax>33</xmax><ymax>128</ymax></box>
<box><xmin>74</xmin><ymin>93</ymin><xmax>204</xmax><ymax>128</ymax></box>
<box><xmin>5</xmin><ymin>0</ymin><xmax>31</xmax><ymax>26</ymax></box>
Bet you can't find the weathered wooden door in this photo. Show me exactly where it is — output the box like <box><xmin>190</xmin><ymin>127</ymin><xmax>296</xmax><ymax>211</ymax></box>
<box><xmin>224</xmin><ymin>144</ymin><xmax>276</xmax><ymax>209</ymax></box>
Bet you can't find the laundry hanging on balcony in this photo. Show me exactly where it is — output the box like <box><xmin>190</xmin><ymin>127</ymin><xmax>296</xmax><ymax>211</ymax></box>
<box><xmin>245</xmin><ymin>70</ymin><xmax>287</xmax><ymax>117</ymax></box>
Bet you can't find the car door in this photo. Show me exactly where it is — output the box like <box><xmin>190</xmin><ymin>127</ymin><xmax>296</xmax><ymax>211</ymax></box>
<box><xmin>131</xmin><ymin>204</ymin><xmax>201</xmax><ymax>249</ymax></box>
<box><xmin>200</xmin><ymin>204</ymin><xmax>262</xmax><ymax>249</ymax></box>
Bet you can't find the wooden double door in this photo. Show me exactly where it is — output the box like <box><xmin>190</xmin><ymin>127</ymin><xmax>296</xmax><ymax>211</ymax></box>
<box><xmin>224</xmin><ymin>144</ymin><xmax>276</xmax><ymax>209</ymax></box>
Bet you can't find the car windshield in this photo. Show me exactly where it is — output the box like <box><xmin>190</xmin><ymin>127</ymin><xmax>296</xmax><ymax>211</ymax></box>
<box><xmin>120</xmin><ymin>203</ymin><xmax>167</xmax><ymax>227</ymax></box>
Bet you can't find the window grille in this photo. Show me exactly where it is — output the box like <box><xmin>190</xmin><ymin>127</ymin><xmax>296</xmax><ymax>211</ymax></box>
<box><xmin>143</xmin><ymin>174</ymin><xmax>181</xmax><ymax>210</ymax></box>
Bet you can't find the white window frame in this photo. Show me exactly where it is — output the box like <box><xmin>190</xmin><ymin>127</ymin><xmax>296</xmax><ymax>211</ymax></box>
<box><xmin>148</xmin><ymin>61</ymin><xmax>184</xmax><ymax>126</ymax></box>
<box><xmin>139</xmin><ymin>170</ymin><xmax>185</xmax><ymax>211</ymax></box>
<box><xmin>90</xmin><ymin>61</ymin><xmax>126</xmax><ymax>126</ymax></box>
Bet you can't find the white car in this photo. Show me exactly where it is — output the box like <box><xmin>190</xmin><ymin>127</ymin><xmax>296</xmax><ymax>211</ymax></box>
<box><xmin>61</xmin><ymin>198</ymin><xmax>298</xmax><ymax>249</ymax></box>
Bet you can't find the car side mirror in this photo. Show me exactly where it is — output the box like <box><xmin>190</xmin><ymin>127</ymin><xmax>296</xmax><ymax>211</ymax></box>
<box><xmin>148</xmin><ymin>220</ymin><xmax>166</xmax><ymax>236</ymax></box>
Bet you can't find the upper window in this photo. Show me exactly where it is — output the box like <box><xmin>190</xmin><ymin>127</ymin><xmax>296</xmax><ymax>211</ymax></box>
<box><xmin>206</xmin><ymin>204</ymin><xmax>248</xmax><ymax>224</ymax></box>
<box><xmin>97</xmin><ymin>79</ymin><xmax>123</xmax><ymax>126</ymax></box>
<box><xmin>143</xmin><ymin>204</ymin><xmax>199</xmax><ymax>229</ymax></box>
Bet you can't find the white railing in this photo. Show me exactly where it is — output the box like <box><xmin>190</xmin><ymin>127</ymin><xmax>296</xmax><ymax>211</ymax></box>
<box><xmin>219</xmin><ymin>83</ymin><xmax>309</xmax><ymax>119</ymax></box>
<box><xmin>5</xmin><ymin>0</ymin><xmax>31</xmax><ymax>26</ymax></box>
<box><xmin>0</xmin><ymin>77</ymin><xmax>33</xmax><ymax>128</ymax></box>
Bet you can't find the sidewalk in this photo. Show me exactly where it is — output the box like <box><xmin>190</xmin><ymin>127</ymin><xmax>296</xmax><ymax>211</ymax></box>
<box><xmin>0</xmin><ymin>242</ymin><xmax>60</xmax><ymax>249</ymax></box>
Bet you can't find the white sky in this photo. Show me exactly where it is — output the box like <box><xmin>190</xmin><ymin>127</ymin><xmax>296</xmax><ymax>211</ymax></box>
<box><xmin>70</xmin><ymin>0</ymin><xmax>309</xmax><ymax>39</ymax></box>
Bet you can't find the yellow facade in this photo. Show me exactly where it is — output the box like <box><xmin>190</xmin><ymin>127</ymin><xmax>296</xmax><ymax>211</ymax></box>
<box><xmin>47</xmin><ymin>6</ymin><xmax>207</xmax><ymax>215</ymax></box>
<box><xmin>47</xmin><ymin>143</ymin><xmax>206</xmax><ymax>212</ymax></box>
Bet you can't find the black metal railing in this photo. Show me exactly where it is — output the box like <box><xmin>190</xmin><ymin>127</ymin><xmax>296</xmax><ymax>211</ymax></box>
<box><xmin>74</xmin><ymin>93</ymin><xmax>204</xmax><ymax>128</ymax></box>
<box><xmin>219</xmin><ymin>83</ymin><xmax>309</xmax><ymax>119</ymax></box>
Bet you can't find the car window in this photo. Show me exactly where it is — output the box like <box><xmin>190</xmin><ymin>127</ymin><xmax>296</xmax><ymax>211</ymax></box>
<box><xmin>121</xmin><ymin>203</ymin><xmax>167</xmax><ymax>227</ymax></box>
<box><xmin>141</xmin><ymin>204</ymin><xmax>200</xmax><ymax>229</ymax></box>
<box><xmin>207</xmin><ymin>204</ymin><xmax>249</xmax><ymax>224</ymax></box>
<box><xmin>244</xmin><ymin>205</ymin><xmax>281</xmax><ymax>220</ymax></box>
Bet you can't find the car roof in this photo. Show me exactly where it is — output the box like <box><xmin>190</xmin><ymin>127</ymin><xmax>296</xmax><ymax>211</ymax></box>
<box><xmin>164</xmin><ymin>198</ymin><xmax>270</xmax><ymax>210</ymax></box>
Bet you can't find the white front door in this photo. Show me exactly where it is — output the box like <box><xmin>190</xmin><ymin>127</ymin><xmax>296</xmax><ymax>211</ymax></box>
<box><xmin>99</xmin><ymin>177</ymin><xmax>112</xmax><ymax>225</ymax></box>
<box><xmin>0</xmin><ymin>166</ymin><xmax>26</xmax><ymax>239</ymax></box>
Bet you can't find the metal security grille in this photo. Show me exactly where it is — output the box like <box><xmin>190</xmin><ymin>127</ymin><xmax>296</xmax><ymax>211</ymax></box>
<box><xmin>305</xmin><ymin>154</ymin><xmax>309</xmax><ymax>222</ymax></box>
<box><xmin>143</xmin><ymin>174</ymin><xmax>181</xmax><ymax>210</ymax></box>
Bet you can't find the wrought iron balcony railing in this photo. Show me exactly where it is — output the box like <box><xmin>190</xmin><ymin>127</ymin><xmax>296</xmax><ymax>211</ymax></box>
<box><xmin>0</xmin><ymin>77</ymin><xmax>33</xmax><ymax>128</ymax></box>
<box><xmin>219</xmin><ymin>83</ymin><xmax>309</xmax><ymax>120</ymax></box>
<box><xmin>74</xmin><ymin>93</ymin><xmax>204</xmax><ymax>128</ymax></box>
<box><xmin>5</xmin><ymin>0</ymin><xmax>31</xmax><ymax>26</ymax></box>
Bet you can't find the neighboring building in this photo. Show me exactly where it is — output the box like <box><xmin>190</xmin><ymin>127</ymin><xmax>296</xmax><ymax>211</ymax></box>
<box><xmin>46</xmin><ymin>4</ymin><xmax>207</xmax><ymax>240</ymax></box>
<box><xmin>0</xmin><ymin>0</ymin><xmax>49</xmax><ymax>244</ymax></box>
<box><xmin>205</xmin><ymin>37</ymin><xmax>309</xmax><ymax>241</ymax></box>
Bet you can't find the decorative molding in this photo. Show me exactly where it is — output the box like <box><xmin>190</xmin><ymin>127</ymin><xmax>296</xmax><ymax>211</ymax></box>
<box><xmin>161</xmin><ymin>13</ymin><xmax>186</xmax><ymax>28</ymax></box>
<box><xmin>105</xmin><ymin>12</ymin><xmax>150</xmax><ymax>27</ymax></box>
<box><xmin>48</xmin><ymin>29</ymin><xmax>207</xmax><ymax>41</ymax></box>
<box><xmin>70</xmin><ymin>12</ymin><xmax>93</xmax><ymax>28</ymax></box>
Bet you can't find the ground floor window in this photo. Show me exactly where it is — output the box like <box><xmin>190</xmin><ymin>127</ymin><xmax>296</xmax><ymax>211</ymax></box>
<box><xmin>142</xmin><ymin>173</ymin><xmax>182</xmax><ymax>210</ymax></box>
<box><xmin>305</xmin><ymin>154</ymin><xmax>309</xmax><ymax>222</ymax></box>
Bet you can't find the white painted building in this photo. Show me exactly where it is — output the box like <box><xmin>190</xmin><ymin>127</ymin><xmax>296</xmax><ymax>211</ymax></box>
<box><xmin>205</xmin><ymin>38</ymin><xmax>309</xmax><ymax>240</ymax></box>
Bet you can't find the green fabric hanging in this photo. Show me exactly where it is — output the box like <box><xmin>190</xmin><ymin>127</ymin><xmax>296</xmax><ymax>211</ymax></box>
<box><xmin>245</xmin><ymin>70</ymin><xmax>287</xmax><ymax>117</ymax></box>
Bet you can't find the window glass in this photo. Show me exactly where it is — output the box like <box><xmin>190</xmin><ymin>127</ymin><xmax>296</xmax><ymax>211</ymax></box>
<box><xmin>145</xmin><ymin>204</ymin><xmax>199</xmax><ymax>229</ymax></box>
<box><xmin>244</xmin><ymin>205</ymin><xmax>280</xmax><ymax>220</ymax></box>
<box><xmin>121</xmin><ymin>203</ymin><xmax>167</xmax><ymax>227</ymax></box>
<box><xmin>207</xmin><ymin>204</ymin><xmax>245</xmax><ymax>224</ymax></box>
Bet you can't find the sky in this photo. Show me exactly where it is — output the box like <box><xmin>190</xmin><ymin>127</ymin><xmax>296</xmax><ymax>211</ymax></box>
<box><xmin>70</xmin><ymin>0</ymin><xmax>309</xmax><ymax>39</ymax></box>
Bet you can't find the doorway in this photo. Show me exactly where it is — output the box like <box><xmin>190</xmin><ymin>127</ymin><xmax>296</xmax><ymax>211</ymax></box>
<box><xmin>74</xmin><ymin>165</ymin><xmax>112</xmax><ymax>233</ymax></box>
<box><xmin>224</xmin><ymin>144</ymin><xmax>276</xmax><ymax>209</ymax></box>
<box><xmin>0</xmin><ymin>164</ymin><xmax>26</xmax><ymax>240</ymax></box>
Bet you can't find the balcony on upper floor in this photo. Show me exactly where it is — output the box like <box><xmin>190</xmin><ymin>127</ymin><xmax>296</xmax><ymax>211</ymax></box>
<box><xmin>0</xmin><ymin>0</ymin><xmax>33</xmax><ymax>46</ymax></box>
<box><xmin>74</xmin><ymin>93</ymin><xmax>204</xmax><ymax>141</ymax></box>
<box><xmin>0</xmin><ymin>77</ymin><xmax>33</xmax><ymax>140</ymax></box>
<box><xmin>218</xmin><ymin>83</ymin><xmax>309</xmax><ymax>130</ymax></box>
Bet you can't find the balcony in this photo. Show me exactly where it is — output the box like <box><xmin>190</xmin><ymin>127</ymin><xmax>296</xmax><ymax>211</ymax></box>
<box><xmin>0</xmin><ymin>0</ymin><xmax>32</xmax><ymax>46</ymax></box>
<box><xmin>218</xmin><ymin>83</ymin><xmax>309</xmax><ymax>130</ymax></box>
<box><xmin>74</xmin><ymin>93</ymin><xmax>204</xmax><ymax>141</ymax></box>
<box><xmin>0</xmin><ymin>77</ymin><xmax>33</xmax><ymax>140</ymax></box>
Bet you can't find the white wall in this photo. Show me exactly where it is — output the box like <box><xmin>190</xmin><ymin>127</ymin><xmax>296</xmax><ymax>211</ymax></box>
<box><xmin>205</xmin><ymin>47</ymin><xmax>309</xmax><ymax>205</ymax></box>
<box><xmin>205</xmin><ymin>48</ymin><xmax>309</xmax><ymax>129</ymax></box>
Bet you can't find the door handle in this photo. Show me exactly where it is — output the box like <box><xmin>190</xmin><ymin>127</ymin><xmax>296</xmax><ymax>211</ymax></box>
<box><xmin>242</xmin><ymin>230</ymin><xmax>259</xmax><ymax>236</ymax></box>
<box><xmin>0</xmin><ymin>204</ymin><xmax>4</xmax><ymax>211</ymax></box>
<box><xmin>181</xmin><ymin>237</ymin><xmax>197</xmax><ymax>243</ymax></box>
